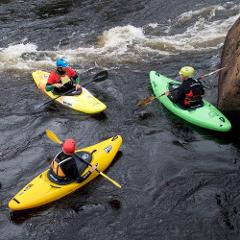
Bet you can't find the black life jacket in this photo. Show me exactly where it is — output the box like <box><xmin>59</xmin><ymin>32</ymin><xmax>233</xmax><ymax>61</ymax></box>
<box><xmin>51</xmin><ymin>152</ymin><xmax>74</xmax><ymax>179</ymax></box>
<box><xmin>183</xmin><ymin>80</ymin><xmax>204</xmax><ymax>107</ymax></box>
<box><xmin>50</xmin><ymin>151</ymin><xmax>92</xmax><ymax>181</ymax></box>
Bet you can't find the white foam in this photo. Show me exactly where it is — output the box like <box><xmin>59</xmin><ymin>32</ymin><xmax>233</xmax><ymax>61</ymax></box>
<box><xmin>146</xmin><ymin>4</ymin><xmax>240</xmax><ymax>52</ymax></box>
<box><xmin>154</xmin><ymin>14</ymin><xmax>240</xmax><ymax>52</ymax></box>
<box><xmin>148</xmin><ymin>23</ymin><xmax>159</xmax><ymax>29</ymax></box>
<box><xmin>0</xmin><ymin>43</ymin><xmax>54</xmax><ymax>70</ymax></box>
<box><xmin>0</xmin><ymin>43</ymin><xmax>37</xmax><ymax>67</ymax></box>
<box><xmin>97</xmin><ymin>25</ymin><xmax>146</xmax><ymax>54</ymax></box>
<box><xmin>0</xmin><ymin>4</ymin><xmax>239</xmax><ymax>70</ymax></box>
<box><xmin>177</xmin><ymin>5</ymin><xmax>226</xmax><ymax>23</ymax></box>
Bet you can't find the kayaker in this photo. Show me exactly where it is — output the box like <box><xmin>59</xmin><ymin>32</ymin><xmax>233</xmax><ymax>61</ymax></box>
<box><xmin>45</xmin><ymin>58</ymin><xmax>82</xmax><ymax>95</ymax></box>
<box><xmin>50</xmin><ymin>138</ymin><xmax>98</xmax><ymax>183</ymax></box>
<box><xmin>166</xmin><ymin>66</ymin><xmax>205</xmax><ymax>108</ymax></box>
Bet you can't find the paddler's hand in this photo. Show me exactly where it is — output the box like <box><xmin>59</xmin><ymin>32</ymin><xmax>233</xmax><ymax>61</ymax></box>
<box><xmin>75</xmin><ymin>84</ymin><xmax>81</xmax><ymax>91</ymax></box>
<box><xmin>166</xmin><ymin>91</ymin><xmax>170</xmax><ymax>96</ymax></box>
<box><xmin>90</xmin><ymin>163</ymin><xmax>98</xmax><ymax>173</ymax></box>
<box><xmin>54</xmin><ymin>83</ymin><xmax>63</xmax><ymax>88</ymax></box>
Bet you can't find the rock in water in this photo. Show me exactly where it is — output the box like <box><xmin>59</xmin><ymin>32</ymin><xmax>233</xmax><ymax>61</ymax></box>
<box><xmin>109</xmin><ymin>199</ymin><xmax>121</xmax><ymax>209</ymax></box>
<box><xmin>218</xmin><ymin>17</ymin><xmax>240</xmax><ymax>112</ymax></box>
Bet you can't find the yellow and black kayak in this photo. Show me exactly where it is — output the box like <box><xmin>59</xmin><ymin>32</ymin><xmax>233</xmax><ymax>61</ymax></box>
<box><xmin>8</xmin><ymin>135</ymin><xmax>122</xmax><ymax>211</ymax></box>
<box><xmin>32</xmin><ymin>70</ymin><xmax>107</xmax><ymax>114</ymax></box>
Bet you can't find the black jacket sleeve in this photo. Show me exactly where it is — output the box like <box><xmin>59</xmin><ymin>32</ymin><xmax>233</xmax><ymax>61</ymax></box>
<box><xmin>171</xmin><ymin>83</ymin><xmax>188</xmax><ymax>103</ymax></box>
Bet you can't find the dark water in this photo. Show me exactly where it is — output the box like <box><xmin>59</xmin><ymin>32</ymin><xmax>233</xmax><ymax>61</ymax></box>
<box><xmin>1</xmin><ymin>0</ymin><xmax>240</xmax><ymax>239</ymax></box>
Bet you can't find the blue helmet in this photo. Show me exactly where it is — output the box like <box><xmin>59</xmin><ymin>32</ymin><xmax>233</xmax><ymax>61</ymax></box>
<box><xmin>56</xmin><ymin>58</ymin><xmax>69</xmax><ymax>67</ymax></box>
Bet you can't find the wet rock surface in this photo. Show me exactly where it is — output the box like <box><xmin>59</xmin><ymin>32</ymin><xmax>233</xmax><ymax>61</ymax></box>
<box><xmin>218</xmin><ymin>17</ymin><xmax>240</xmax><ymax>112</ymax></box>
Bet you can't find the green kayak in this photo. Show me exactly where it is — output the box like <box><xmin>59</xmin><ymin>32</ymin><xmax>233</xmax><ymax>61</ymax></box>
<box><xmin>150</xmin><ymin>71</ymin><xmax>231</xmax><ymax>132</ymax></box>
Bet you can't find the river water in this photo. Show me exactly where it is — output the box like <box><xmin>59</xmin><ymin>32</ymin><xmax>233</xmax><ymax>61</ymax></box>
<box><xmin>0</xmin><ymin>0</ymin><xmax>240</xmax><ymax>239</ymax></box>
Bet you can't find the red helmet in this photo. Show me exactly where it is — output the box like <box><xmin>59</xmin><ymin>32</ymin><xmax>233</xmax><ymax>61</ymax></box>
<box><xmin>62</xmin><ymin>139</ymin><xmax>76</xmax><ymax>155</ymax></box>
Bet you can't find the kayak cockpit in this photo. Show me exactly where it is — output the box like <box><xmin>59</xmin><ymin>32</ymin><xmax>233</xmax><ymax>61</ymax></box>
<box><xmin>48</xmin><ymin>151</ymin><xmax>93</xmax><ymax>185</ymax></box>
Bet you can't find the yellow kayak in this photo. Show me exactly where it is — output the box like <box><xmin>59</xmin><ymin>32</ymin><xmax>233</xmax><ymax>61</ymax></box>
<box><xmin>8</xmin><ymin>135</ymin><xmax>122</xmax><ymax>211</ymax></box>
<box><xmin>32</xmin><ymin>70</ymin><xmax>107</xmax><ymax>114</ymax></box>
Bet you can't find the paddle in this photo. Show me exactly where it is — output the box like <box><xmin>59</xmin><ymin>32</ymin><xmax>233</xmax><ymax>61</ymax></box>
<box><xmin>35</xmin><ymin>70</ymin><xmax>108</xmax><ymax>110</ymax></box>
<box><xmin>45</xmin><ymin>129</ymin><xmax>122</xmax><ymax>189</ymax></box>
<box><xmin>137</xmin><ymin>67</ymin><xmax>227</xmax><ymax>107</ymax></box>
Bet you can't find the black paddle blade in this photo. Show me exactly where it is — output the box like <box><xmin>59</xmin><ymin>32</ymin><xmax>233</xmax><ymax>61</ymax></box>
<box><xmin>92</xmin><ymin>70</ymin><xmax>108</xmax><ymax>82</ymax></box>
<box><xmin>83</xmin><ymin>70</ymin><xmax>108</xmax><ymax>88</ymax></box>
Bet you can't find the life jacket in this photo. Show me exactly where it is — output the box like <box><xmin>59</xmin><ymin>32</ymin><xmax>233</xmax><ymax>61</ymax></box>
<box><xmin>55</xmin><ymin>69</ymin><xmax>71</xmax><ymax>85</ymax></box>
<box><xmin>183</xmin><ymin>81</ymin><xmax>204</xmax><ymax>107</ymax></box>
<box><xmin>50</xmin><ymin>152</ymin><xmax>72</xmax><ymax>178</ymax></box>
<box><xmin>47</xmin><ymin>67</ymin><xmax>77</xmax><ymax>85</ymax></box>
<box><xmin>50</xmin><ymin>151</ymin><xmax>92</xmax><ymax>180</ymax></box>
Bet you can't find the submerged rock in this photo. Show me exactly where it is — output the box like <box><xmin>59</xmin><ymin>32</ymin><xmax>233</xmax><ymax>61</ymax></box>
<box><xmin>218</xmin><ymin>17</ymin><xmax>240</xmax><ymax>112</ymax></box>
<box><xmin>109</xmin><ymin>199</ymin><xmax>121</xmax><ymax>209</ymax></box>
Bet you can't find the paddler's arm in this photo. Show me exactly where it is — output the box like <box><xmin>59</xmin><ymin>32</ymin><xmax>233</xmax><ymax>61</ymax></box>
<box><xmin>45</xmin><ymin>83</ymin><xmax>63</xmax><ymax>91</ymax></box>
<box><xmin>71</xmin><ymin>74</ymin><xmax>81</xmax><ymax>84</ymax></box>
<box><xmin>45</xmin><ymin>83</ymin><xmax>54</xmax><ymax>92</ymax></box>
<box><xmin>71</xmin><ymin>74</ymin><xmax>81</xmax><ymax>90</ymax></box>
<box><xmin>46</xmin><ymin>71</ymin><xmax>63</xmax><ymax>91</ymax></box>
<box><xmin>76</xmin><ymin>164</ymin><xmax>98</xmax><ymax>183</ymax></box>
<box><xmin>169</xmin><ymin>84</ymin><xmax>186</xmax><ymax>103</ymax></box>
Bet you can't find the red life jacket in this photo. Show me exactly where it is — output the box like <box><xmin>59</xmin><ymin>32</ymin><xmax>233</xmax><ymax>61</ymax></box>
<box><xmin>47</xmin><ymin>67</ymin><xmax>77</xmax><ymax>85</ymax></box>
<box><xmin>183</xmin><ymin>81</ymin><xmax>204</xmax><ymax>107</ymax></box>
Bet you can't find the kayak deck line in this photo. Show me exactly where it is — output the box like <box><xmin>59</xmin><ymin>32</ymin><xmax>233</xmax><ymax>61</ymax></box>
<box><xmin>50</xmin><ymin>185</ymin><xmax>62</xmax><ymax>188</ymax></box>
<box><xmin>13</xmin><ymin>198</ymin><xmax>20</xmax><ymax>204</ymax></box>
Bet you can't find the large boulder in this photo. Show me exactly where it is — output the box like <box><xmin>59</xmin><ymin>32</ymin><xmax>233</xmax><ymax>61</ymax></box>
<box><xmin>218</xmin><ymin>17</ymin><xmax>240</xmax><ymax>112</ymax></box>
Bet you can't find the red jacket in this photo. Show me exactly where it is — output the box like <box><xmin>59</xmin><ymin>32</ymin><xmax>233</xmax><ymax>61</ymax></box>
<box><xmin>47</xmin><ymin>67</ymin><xmax>77</xmax><ymax>85</ymax></box>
